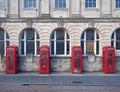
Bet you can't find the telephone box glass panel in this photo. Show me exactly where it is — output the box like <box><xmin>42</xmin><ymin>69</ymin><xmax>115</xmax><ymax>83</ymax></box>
<box><xmin>42</xmin><ymin>52</ymin><xmax>47</xmax><ymax>69</ymax></box>
<box><xmin>8</xmin><ymin>52</ymin><xmax>14</xmax><ymax>70</ymax></box>
<box><xmin>74</xmin><ymin>52</ymin><xmax>80</xmax><ymax>70</ymax></box>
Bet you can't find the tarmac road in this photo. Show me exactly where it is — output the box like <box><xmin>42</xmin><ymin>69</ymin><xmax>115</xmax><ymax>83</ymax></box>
<box><xmin>0</xmin><ymin>84</ymin><xmax>120</xmax><ymax>92</ymax></box>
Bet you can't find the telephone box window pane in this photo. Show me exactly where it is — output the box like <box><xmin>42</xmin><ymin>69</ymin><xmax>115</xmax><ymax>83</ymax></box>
<box><xmin>0</xmin><ymin>41</ymin><xmax>4</xmax><ymax>54</ymax></box>
<box><xmin>116</xmin><ymin>31</ymin><xmax>120</xmax><ymax>40</ymax></box>
<box><xmin>51</xmin><ymin>41</ymin><xmax>54</xmax><ymax>55</ymax></box>
<box><xmin>56</xmin><ymin>30</ymin><xmax>64</xmax><ymax>40</ymax></box>
<box><xmin>81</xmin><ymin>41</ymin><xmax>84</xmax><ymax>54</ymax></box>
<box><xmin>86</xmin><ymin>30</ymin><xmax>94</xmax><ymax>40</ymax></box>
<box><xmin>96</xmin><ymin>41</ymin><xmax>99</xmax><ymax>54</ymax></box>
<box><xmin>0</xmin><ymin>30</ymin><xmax>4</xmax><ymax>40</ymax></box>
<box><xmin>26</xmin><ymin>31</ymin><xmax>34</xmax><ymax>40</ymax></box>
<box><xmin>26</xmin><ymin>41</ymin><xmax>34</xmax><ymax>54</ymax></box>
<box><xmin>116</xmin><ymin>41</ymin><xmax>120</xmax><ymax>50</ymax></box>
<box><xmin>67</xmin><ymin>41</ymin><xmax>69</xmax><ymax>54</ymax></box>
<box><xmin>56</xmin><ymin>41</ymin><xmax>64</xmax><ymax>54</ymax></box>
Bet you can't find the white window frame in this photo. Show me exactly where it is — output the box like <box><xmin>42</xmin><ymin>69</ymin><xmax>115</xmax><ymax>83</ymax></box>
<box><xmin>19</xmin><ymin>30</ymin><xmax>40</xmax><ymax>56</ymax></box>
<box><xmin>24</xmin><ymin>0</ymin><xmax>36</xmax><ymax>9</ymax></box>
<box><xmin>81</xmin><ymin>30</ymin><xmax>99</xmax><ymax>56</ymax></box>
<box><xmin>55</xmin><ymin>0</ymin><xmax>66</xmax><ymax>9</ymax></box>
<box><xmin>85</xmin><ymin>0</ymin><xmax>96</xmax><ymax>8</ymax></box>
<box><xmin>111</xmin><ymin>30</ymin><xmax>120</xmax><ymax>50</ymax></box>
<box><xmin>0</xmin><ymin>30</ymin><xmax>9</xmax><ymax>56</ymax></box>
<box><xmin>50</xmin><ymin>30</ymin><xmax>70</xmax><ymax>57</ymax></box>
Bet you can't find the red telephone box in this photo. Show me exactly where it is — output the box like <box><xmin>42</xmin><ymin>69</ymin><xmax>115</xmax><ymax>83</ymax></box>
<box><xmin>39</xmin><ymin>45</ymin><xmax>50</xmax><ymax>73</ymax></box>
<box><xmin>71</xmin><ymin>46</ymin><xmax>82</xmax><ymax>73</ymax></box>
<box><xmin>6</xmin><ymin>46</ymin><xmax>18</xmax><ymax>74</ymax></box>
<box><xmin>102</xmin><ymin>46</ymin><xmax>116</xmax><ymax>73</ymax></box>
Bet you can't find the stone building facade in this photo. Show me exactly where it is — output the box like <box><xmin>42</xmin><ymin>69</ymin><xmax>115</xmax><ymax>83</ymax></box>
<box><xmin>0</xmin><ymin>0</ymin><xmax>120</xmax><ymax>73</ymax></box>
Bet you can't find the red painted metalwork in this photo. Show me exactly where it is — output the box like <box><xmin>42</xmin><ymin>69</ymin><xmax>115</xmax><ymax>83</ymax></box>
<box><xmin>39</xmin><ymin>45</ymin><xmax>50</xmax><ymax>73</ymax></box>
<box><xmin>6</xmin><ymin>46</ymin><xmax>18</xmax><ymax>74</ymax></box>
<box><xmin>103</xmin><ymin>46</ymin><xmax>116</xmax><ymax>73</ymax></box>
<box><xmin>71</xmin><ymin>46</ymin><xmax>82</xmax><ymax>73</ymax></box>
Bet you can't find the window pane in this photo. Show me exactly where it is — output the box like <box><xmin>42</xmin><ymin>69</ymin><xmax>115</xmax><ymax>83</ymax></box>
<box><xmin>26</xmin><ymin>31</ymin><xmax>34</xmax><ymax>40</ymax></box>
<box><xmin>96</xmin><ymin>41</ymin><xmax>99</xmax><ymax>54</ymax></box>
<box><xmin>67</xmin><ymin>33</ymin><xmax>69</xmax><ymax>39</ymax></box>
<box><xmin>26</xmin><ymin>41</ymin><xmax>34</xmax><ymax>54</ymax></box>
<box><xmin>116</xmin><ymin>41</ymin><xmax>120</xmax><ymax>50</ymax></box>
<box><xmin>81</xmin><ymin>32</ymin><xmax>84</xmax><ymax>39</ymax></box>
<box><xmin>96</xmin><ymin>32</ymin><xmax>99</xmax><ymax>39</ymax></box>
<box><xmin>111</xmin><ymin>32</ymin><xmax>114</xmax><ymax>39</ymax></box>
<box><xmin>67</xmin><ymin>41</ymin><xmax>69</xmax><ymax>54</ymax></box>
<box><xmin>37</xmin><ymin>41</ymin><xmax>39</xmax><ymax>55</ymax></box>
<box><xmin>36</xmin><ymin>33</ymin><xmax>39</xmax><ymax>39</ymax></box>
<box><xmin>0</xmin><ymin>30</ymin><xmax>4</xmax><ymax>40</ymax></box>
<box><xmin>116</xmin><ymin>30</ymin><xmax>120</xmax><ymax>40</ymax></box>
<box><xmin>0</xmin><ymin>41</ymin><xmax>4</xmax><ymax>55</ymax></box>
<box><xmin>86</xmin><ymin>30</ymin><xmax>94</xmax><ymax>40</ymax></box>
<box><xmin>21</xmin><ymin>41</ymin><xmax>24</xmax><ymax>55</ymax></box>
<box><xmin>51</xmin><ymin>41</ymin><xmax>54</xmax><ymax>55</ymax></box>
<box><xmin>56</xmin><ymin>41</ymin><xmax>64</xmax><ymax>54</ymax></box>
<box><xmin>0</xmin><ymin>0</ymin><xmax>6</xmax><ymax>10</ymax></box>
<box><xmin>81</xmin><ymin>41</ymin><xmax>84</xmax><ymax>54</ymax></box>
<box><xmin>116</xmin><ymin>0</ymin><xmax>120</xmax><ymax>8</ymax></box>
<box><xmin>56</xmin><ymin>30</ymin><xmax>64</xmax><ymax>40</ymax></box>
<box><xmin>111</xmin><ymin>41</ymin><xmax>114</xmax><ymax>47</ymax></box>
<box><xmin>51</xmin><ymin>32</ymin><xmax>54</xmax><ymax>39</ymax></box>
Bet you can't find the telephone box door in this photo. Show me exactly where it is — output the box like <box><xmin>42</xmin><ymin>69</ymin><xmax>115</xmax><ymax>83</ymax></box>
<box><xmin>103</xmin><ymin>46</ymin><xmax>116</xmax><ymax>73</ymax></box>
<box><xmin>72</xmin><ymin>46</ymin><xmax>82</xmax><ymax>73</ymax></box>
<box><xmin>6</xmin><ymin>46</ymin><xmax>18</xmax><ymax>74</ymax></box>
<box><xmin>39</xmin><ymin>46</ymin><xmax>50</xmax><ymax>73</ymax></box>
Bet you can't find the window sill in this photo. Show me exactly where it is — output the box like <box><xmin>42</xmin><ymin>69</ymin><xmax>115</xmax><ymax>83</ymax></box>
<box><xmin>114</xmin><ymin>8</ymin><xmax>120</xmax><ymax>11</ymax></box>
<box><xmin>53</xmin><ymin>8</ymin><xmax>68</xmax><ymax>11</ymax></box>
<box><xmin>50</xmin><ymin>55</ymin><xmax>71</xmax><ymax>57</ymax></box>
<box><xmin>23</xmin><ymin>8</ymin><xmax>37</xmax><ymax>11</ymax></box>
<box><xmin>84</xmin><ymin>8</ymin><xmax>99</xmax><ymax>11</ymax></box>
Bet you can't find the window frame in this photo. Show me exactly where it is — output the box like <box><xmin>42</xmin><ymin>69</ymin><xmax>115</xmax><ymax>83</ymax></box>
<box><xmin>85</xmin><ymin>0</ymin><xmax>96</xmax><ymax>8</ymax></box>
<box><xmin>0</xmin><ymin>29</ymin><xmax>9</xmax><ymax>56</ymax></box>
<box><xmin>24</xmin><ymin>0</ymin><xmax>36</xmax><ymax>9</ymax></box>
<box><xmin>116</xmin><ymin>0</ymin><xmax>120</xmax><ymax>8</ymax></box>
<box><xmin>81</xmin><ymin>30</ymin><xmax>99</xmax><ymax>56</ymax></box>
<box><xmin>50</xmin><ymin>29</ymin><xmax>70</xmax><ymax>57</ymax></box>
<box><xmin>55</xmin><ymin>0</ymin><xmax>66</xmax><ymax>9</ymax></box>
<box><xmin>111</xmin><ymin>30</ymin><xmax>120</xmax><ymax>50</ymax></box>
<box><xmin>19</xmin><ymin>29</ymin><xmax>40</xmax><ymax>56</ymax></box>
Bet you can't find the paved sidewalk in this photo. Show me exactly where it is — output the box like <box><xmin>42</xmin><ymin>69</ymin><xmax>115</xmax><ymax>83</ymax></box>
<box><xmin>0</xmin><ymin>72</ymin><xmax>120</xmax><ymax>86</ymax></box>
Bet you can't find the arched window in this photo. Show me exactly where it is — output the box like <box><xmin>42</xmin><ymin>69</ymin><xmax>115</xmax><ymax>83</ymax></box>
<box><xmin>81</xmin><ymin>29</ymin><xmax>99</xmax><ymax>56</ymax></box>
<box><xmin>0</xmin><ymin>28</ymin><xmax>9</xmax><ymax>55</ymax></box>
<box><xmin>19</xmin><ymin>28</ymin><xmax>40</xmax><ymax>56</ymax></box>
<box><xmin>111</xmin><ymin>29</ymin><xmax>120</xmax><ymax>50</ymax></box>
<box><xmin>50</xmin><ymin>28</ymin><xmax>70</xmax><ymax>56</ymax></box>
